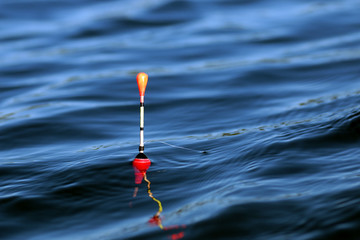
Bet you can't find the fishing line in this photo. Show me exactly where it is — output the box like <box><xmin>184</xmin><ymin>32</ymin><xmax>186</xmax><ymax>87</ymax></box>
<box><xmin>144</xmin><ymin>173</ymin><xmax>163</xmax><ymax>221</ymax></box>
<box><xmin>157</xmin><ymin>141</ymin><xmax>207</xmax><ymax>154</ymax></box>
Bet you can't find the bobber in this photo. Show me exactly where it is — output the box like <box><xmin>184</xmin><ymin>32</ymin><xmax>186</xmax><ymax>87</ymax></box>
<box><xmin>132</xmin><ymin>72</ymin><xmax>151</xmax><ymax>184</ymax></box>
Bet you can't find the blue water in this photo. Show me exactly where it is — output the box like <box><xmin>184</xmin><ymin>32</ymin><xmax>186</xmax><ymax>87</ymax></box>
<box><xmin>1</xmin><ymin>0</ymin><xmax>360</xmax><ymax>239</ymax></box>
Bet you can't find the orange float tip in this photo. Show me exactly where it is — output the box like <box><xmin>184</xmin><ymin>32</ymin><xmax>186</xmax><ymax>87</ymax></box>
<box><xmin>137</xmin><ymin>72</ymin><xmax>148</xmax><ymax>97</ymax></box>
<box><xmin>133</xmin><ymin>153</ymin><xmax>151</xmax><ymax>184</ymax></box>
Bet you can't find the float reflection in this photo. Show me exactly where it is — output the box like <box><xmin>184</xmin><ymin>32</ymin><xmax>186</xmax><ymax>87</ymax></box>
<box><xmin>132</xmin><ymin>173</ymin><xmax>186</xmax><ymax>240</ymax></box>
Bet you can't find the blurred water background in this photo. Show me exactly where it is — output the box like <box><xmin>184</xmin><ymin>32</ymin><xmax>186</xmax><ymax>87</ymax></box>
<box><xmin>1</xmin><ymin>0</ymin><xmax>360</xmax><ymax>239</ymax></box>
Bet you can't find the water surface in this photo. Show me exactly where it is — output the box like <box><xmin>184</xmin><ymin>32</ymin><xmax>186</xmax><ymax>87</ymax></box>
<box><xmin>1</xmin><ymin>0</ymin><xmax>360</xmax><ymax>239</ymax></box>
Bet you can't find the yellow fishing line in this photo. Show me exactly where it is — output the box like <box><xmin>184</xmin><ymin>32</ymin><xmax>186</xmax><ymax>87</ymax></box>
<box><xmin>144</xmin><ymin>173</ymin><xmax>163</xmax><ymax>229</ymax></box>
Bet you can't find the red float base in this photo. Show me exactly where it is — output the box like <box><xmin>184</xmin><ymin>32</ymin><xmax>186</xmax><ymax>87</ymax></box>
<box><xmin>133</xmin><ymin>153</ymin><xmax>151</xmax><ymax>184</ymax></box>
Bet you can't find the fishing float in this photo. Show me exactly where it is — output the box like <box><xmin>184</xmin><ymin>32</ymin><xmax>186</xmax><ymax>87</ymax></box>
<box><xmin>130</xmin><ymin>73</ymin><xmax>186</xmax><ymax>239</ymax></box>
<box><xmin>132</xmin><ymin>72</ymin><xmax>151</xmax><ymax>184</ymax></box>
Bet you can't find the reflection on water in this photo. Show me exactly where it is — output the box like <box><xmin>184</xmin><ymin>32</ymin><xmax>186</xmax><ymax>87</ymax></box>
<box><xmin>132</xmin><ymin>173</ymin><xmax>186</xmax><ymax>240</ymax></box>
<box><xmin>143</xmin><ymin>174</ymin><xmax>163</xmax><ymax>218</ymax></box>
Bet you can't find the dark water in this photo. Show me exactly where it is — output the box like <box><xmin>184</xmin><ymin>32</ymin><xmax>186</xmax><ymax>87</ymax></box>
<box><xmin>1</xmin><ymin>0</ymin><xmax>360</xmax><ymax>239</ymax></box>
